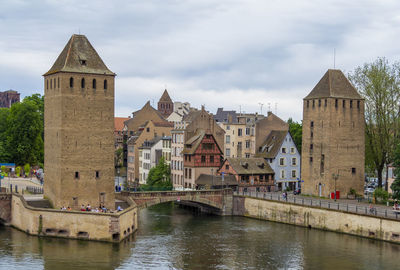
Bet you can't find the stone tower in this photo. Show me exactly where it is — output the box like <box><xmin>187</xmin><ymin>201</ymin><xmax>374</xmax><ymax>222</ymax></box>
<box><xmin>157</xmin><ymin>89</ymin><xmax>173</xmax><ymax>118</ymax></box>
<box><xmin>43</xmin><ymin>34</ymin><xmax>115</xmax><ymax>210</ymax></box>
<box><xmin>301</xmin><ymin>69</ymin><xmax>365</xmax><ymax>197</ymax></box>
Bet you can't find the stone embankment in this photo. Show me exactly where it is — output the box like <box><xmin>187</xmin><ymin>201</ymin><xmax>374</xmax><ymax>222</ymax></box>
<box><xmin>233</xmin><ymin>195</ymin><xmax>400</xmax><ymax>244</ymax></box>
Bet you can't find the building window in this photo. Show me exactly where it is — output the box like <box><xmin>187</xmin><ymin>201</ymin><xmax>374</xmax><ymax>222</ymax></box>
<box><xmin>318</xmin><ymin>99</ymin><xmax>321</xmax><ymax>107</ymax></box>
<box><xmin>343</xmin><ymin>100</ymin><xmax>345</xmax><ymax>108</ymax></box>
<box><xmin>311</xmin><ymin>131</ymin><xmax>313</xmax><ymax>138</ymax></box>
<box><xmin>238</xmin><ymin>128</ymin><xmax>243</xmax><ymax>136</ymax></box>
<box><xmin>75</xmin><ymin>171</ymin><xmax>79</xmax><ymax>179</ymax></box>
<box><xmin>335</xmin><ymin>99</ymin><xmax>338</xmax><ymax>108</ymax></box>
<box><xmin>292</xmin><ymin>170</ymin><xmax>297</xmax><ymax>178</ymax></box>
<box><xmin>352</xmin><ymin>168</ymin><xmax>356</xmax><ymax>174</ymax></box>
<box><xmin>50</xmin><ymin>79</ymin><xmax>52</xmax><ymax>89</ymax></box>
<box><xmin>95</xmin><ymin>171</ymin><xmax>100</xmax><ymax>178</ymax></box>
<box><xmin>307</xmin><ymin>100</ymin><xmax>309</xmax><ymax>108</ymax></box>
<box><xmin>310</xmin><ymin>144</ymin><xmax>313</xmax><ymax>150</ymax></box>
<box><xmin>81</xmin><ymin>78</ymin><xmax>85</xmax><ymax>88</ymax></box>
<box><xmin>281</xmin><ymin>147</ymin><xmax>286</xmax><ymax>153</ymax></box>
<box><xmin>225</xmin><ymin>164</ymin><xmax>229</xmax><ymax>170</ymax></box>
<box><xmin>245</xmin><ymin>140</ymin><xmax>250</xmax><ymax>149</ymax></box>
<box><xmin>210</xmin><ymin>156</ymin><xmax>214</xmax><ymax>163</ymax></box>
<box><xmin>350</xmin><ymin>100</ymin><xmax>353</xmax><ymax>108</ymax></box>
<box><xmin>146</xmin><ymin>127</ymin><xmax>150</xmax><ymax>132</ymax></box>
<box><xmin>290</xmin><ymin>147</ymin><xmax>295</xmax><ymax>154</ymax></box>
<box><xmin>226</xmin><ymin>135</ymin><xmax>230</xmax><ymax>144</ymax></box>
<box><xmin>226</xmin><ymin>125</ymin><xmax>230</xmax><ymax>130</ymax></box>
<box><xmin>226</xmin><ymin>148</ymin><xmax>230</xmax><ymax>157</ymax></box>
<box><xmin>324</xmin><ymin>99</ymin><xmax>327</xmax><ymax>107</ymax></box>
<box><xmin>310</xmin><ymin>121</ymin><xmax>314</xmax><ymax>128</ymax></box>
<box><xmin>279</xmin><ymin>158</ymin><xmax>285</xmax><ymax>166</ymax></box>
<box><xmin>292</xmin><ymin>158</ymin><xmax>297</xmax><ymax>166</ymax></box>
<box><xmin>92</xmin><ymin>79</ymin><xmax>96</xmax><ymax>89</ymax></box>
<box><xmin>58</xmin><ymin>77</ymin><xmax>60</xmax><ymax>88</ymax></box>
<box><xmin>185</xmin><ymin>168</ymin><xmax>188</xmax><ymax>178</ymax></box>
<box><xmin>201</xmin><ymin>155</ymin><xmax>206</xmax><ymax>163</ymax></box>
<box><xmin>189</xmin><ymin>169</ymin><xmax>192</xmax><ymax>179</ymax></box>
<box><xmin>245</xmin><ymin>153</ymin><xmax>250</xmax><ymax>158</ymax></box>
<box><xmin>309</xmin><ymin>157</ymin><xmax>313</xmax><ymax>163</ymax></box>
<box><xmin>104</xmin><ymin>79</ymin><xmax>108</xmax><ymax>90</ymax></box>
<box><xmin>357</xmin><ymin>100</ymin><xmax>360</xmax><ymax>109</ymax></box>
<box><xmin>245</xmin><ymin>127</ymin><xmax>250</xmax><ymax>135</ymax></box>
<box><xmin>312</xmin><ymin>100</ymin><xmax>315</xmax><ymax>108</ymax></box>
<box><xmin>281</xmin><ymin>170</ymin><xmax>285</xmax><ymax>179</ymax></box>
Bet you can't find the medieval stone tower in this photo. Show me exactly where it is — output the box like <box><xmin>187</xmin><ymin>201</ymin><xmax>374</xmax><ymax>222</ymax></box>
<box><xmin>157</xmin><ymin>89</ymin><xmax>173</xmax><ymax>118</ymax></box>
<box><xmin>43</xmin><ymin>34</ymin><xmax>115</xmax><ymax>209</ymax></box>
<box><xmin>301</xmin><ymin>69</ymin><xmax>365</xmax><ymax>197</ymax></box>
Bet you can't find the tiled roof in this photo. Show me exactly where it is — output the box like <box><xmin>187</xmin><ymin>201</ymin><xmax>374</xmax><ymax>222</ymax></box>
<box><xmin>181</xmin><ymin>130</ymin><xmax>205</xmax><ymax>155</ymax></box>
<box><xmin>196</xmin><ymin>174</ymin><xmax>238</xmax><ymax>186</ymax></box>
<box><xmin>304</xmin><ymin>69</ymin><xmax>362</xmax><ymax>100</ymax></box>
<box><xmin>44</xmin><ymin>34</ymin><xmax>115</xmax><ymax>76</ymax></box>
<box><xmin>256</xmin><ymin>130</ymin><xmax>288</xmax><ymax>159</ymax></box>
<box><xmin>159</xmin><ymin>89</ymin><xmax>172</xmax><ymax>102</ymax></box>
<box><xmin>153</xmin><ymin>121</ymin><xmax>174</xmax><ymax>127</ymax></box>
<box><xmin>225</xmin><ymin>158</ymin><xmax>274</xmax><ymax>175</ymax></box>
<box><xmin>115</xmin><ymin>117</ymin><xmax>129</xmax><ymax>131</ymax></box>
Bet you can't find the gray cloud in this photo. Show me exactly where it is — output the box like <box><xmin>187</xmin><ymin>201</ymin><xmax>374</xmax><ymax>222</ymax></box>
<box><xmin>1</xmin><ymin>0</ymin><xmax>400</xmax><ymax>122</ymax></box>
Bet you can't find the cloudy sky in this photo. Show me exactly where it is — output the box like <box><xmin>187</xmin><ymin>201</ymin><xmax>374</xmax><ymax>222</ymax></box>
<box><xmin>1</xmin><ymin>0</ymin><xmax>400</xmax><ymax>121</ymax></box>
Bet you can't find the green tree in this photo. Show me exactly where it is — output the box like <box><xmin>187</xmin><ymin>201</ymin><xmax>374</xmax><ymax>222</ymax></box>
<box><xmin>23</xmin><ymin>94</ymin><xmax>44</xmax><ymax>140</ymax></box>
<box><xmin>143</xmin><ymin>157</ymin><xmax>172</xmax><ymax>190</ymax></box>
<box><xmin>24</xmin><ymin>163</ymin><xmax>31</xmax><ymax>177</ymax></box>
<box><xmin>0</xmin><ymin>108</ymin><xmax>11</xmax><ymax>162</ymax></box>
<box><xmin>349</xmin><ymin>57</ymin><xmax>400</xmax><ymax>188</ymax></box>
<box><xmin>287</xmin><ymin>118</ymin><xmax>302</xmax><ymax>152</ymax></box>
<box><xmin>115</xmin><ymin>148</ymin><xmax>123</xmax><ymax>168</ymax></box>
<box><xmin>391</xmin><ymin>144</ymin><xmax>400</xmax><ymax>200</ymax></box>
<box><xmin>6</xmin><ymin>99</ymin><xmax>43</xmax><ymax>165</ymax></box>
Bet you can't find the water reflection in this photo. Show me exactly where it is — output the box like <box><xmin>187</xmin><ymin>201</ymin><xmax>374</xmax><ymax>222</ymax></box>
<box><xmin>0</xmin><ymin>203</ymin><xmax>399</xmax><ymax>270</ymax></box>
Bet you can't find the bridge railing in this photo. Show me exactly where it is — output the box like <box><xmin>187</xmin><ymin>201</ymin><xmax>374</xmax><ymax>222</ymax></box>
<box><xmin>123</xmin><ymin>189</ymin><xmax>233</xmax><ymax>198</ymax></box>
<box><xmin>236</xmin><ymin>190</ymin><xmax>400</xmax><ymax>221</ymax></box>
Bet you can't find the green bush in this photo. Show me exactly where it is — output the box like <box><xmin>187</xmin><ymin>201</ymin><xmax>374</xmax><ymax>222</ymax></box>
<box><xmin>15</xmin><ymin>166</ymin><xmax>21</xmax><ymax>177</ymax></box>
<box><xmin>24</xmin><ymin>163</ymin><xmax>30</xmax><ymax>177</ymax></box>
<box><xmin>373</xmin><ymin>187</ymin><xmax>389</xmax><ymax>203</ymax></box>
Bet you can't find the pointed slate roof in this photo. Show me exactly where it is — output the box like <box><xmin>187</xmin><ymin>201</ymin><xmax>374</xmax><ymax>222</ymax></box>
<box><xmin>159</xmin><ymin>89</ymin><xmax>172</xmax><ymax>102</ymax></box>
<box><xmin>304</xmin><ymin>69</ymin><xmax>362</xmax><ymax>100</ymax></box>
<box><xmin>44</xmin><ymin>34</ymin><xmax>115</xmax><ymax>76</ymax></box>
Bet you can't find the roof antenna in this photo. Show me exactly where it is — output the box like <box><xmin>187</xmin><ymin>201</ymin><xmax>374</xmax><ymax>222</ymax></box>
<box><xmin>258</xmin><ymin>103</ymin><xmax>264</xmax><ymax>115</ymax></box>
<box><xmin>333</xmin><ymin>48</ymin><xmax>336</xmax><ymax>69</ymax></box>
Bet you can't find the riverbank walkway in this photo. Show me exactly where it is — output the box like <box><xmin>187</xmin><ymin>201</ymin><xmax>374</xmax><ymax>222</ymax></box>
<box><xmin>236</xmin><ymin>190</ymin><xmax>400</xmax><ymax>220</ymax></box>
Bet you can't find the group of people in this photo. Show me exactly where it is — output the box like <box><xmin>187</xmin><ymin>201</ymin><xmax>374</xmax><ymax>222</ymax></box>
<box><xmin>80</xmin><ymin>204</ymin><xmax>109</xmax><ymax>213</ymax></box>
<box><xmin>393</xmin><ymin>201</ymin><xmax>399</xmax><ymax>211</ymax></box>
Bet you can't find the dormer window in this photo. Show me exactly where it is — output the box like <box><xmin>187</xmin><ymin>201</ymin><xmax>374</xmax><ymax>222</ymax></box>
<box><xmin>80</xmin><ymin>59</ymin><xmax>87</xmax><ymax>66</ymax></box>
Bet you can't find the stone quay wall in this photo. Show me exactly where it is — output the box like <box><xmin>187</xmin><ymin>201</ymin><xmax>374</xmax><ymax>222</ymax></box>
<box><xmin>233</xmin><ymin>195</ymin><xmax>400</xmax><ymax>244</ymax></box>
<box><xmin>0</xmin><ymin>193</ymin><xmax>12</xmax><ymax>224</ymax></box>
<box><xmin>10</xmin><ymin>193</ymin><xmax>137</xmax><ymax>242</ymax></box>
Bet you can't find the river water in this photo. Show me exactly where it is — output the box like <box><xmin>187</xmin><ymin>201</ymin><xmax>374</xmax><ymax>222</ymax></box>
<box><xmin>0</xmin><ymin>202</ymin><xmax>399</xmax><ymax>269</ymax></box>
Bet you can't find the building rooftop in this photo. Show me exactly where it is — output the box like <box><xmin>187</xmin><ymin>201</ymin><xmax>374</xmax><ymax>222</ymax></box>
<box><xmin>225</xmin><ymin>158</ymin><xmax>274</xmax><ymax>175</ymax></box>
<box><xmin>256</xmin><ymin>130</ymin><xmax>288</xmax><ymax>159</ymax></box>
<box><xmin>304</xmin><ymin>69</ymin><xmax>362</xmax><ymax>100</ymax></box>
<box><xmin>44</xmin><ymin>34</ymin><xmax>115</xmax><ymax>76</ymax></box>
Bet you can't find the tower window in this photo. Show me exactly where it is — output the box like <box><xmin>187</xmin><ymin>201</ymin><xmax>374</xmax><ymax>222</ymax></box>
<box><xmin>309</xmin><ymin>157</ymin><xmax>313</xmax><ymax>163</ymax></box>
<box><xmin>310</xmin><ymin>121</ymin><xmax>314</xmax><ymax>128</ymax></box>
<box><xmin>104</xmin><ymin>79</ymin><xmax>108</xmax><ymax>90</ymax></box>
<box><xmin>343</xmin><ymin>100</ymin><xmax>345</xmax><ymax>108</ymax></box>
<box><xmin>335</xmin><ymin>99</ymin><xmax>338</xmax><ymax>108</ymax></box>
<box><xmin>75</xmin><ymin>172</ymin><xmax>80</xmax><ymax>179</ymax></box>
<box><xmin>318</xmin><ymin>99</ymin><xmax>321</xmax><ymax>107</ymax></box>
<box><xmin>95</xmin><ymin>171</ymin><xmax>100</xmax><ymax>178</ymax></box>
<box><xmin>312</xmin><ymin>100</ymin><xmax>315</xmax><ymax>108</ymax></box>
<box><xmin>352</xmin><ymin>168</ymin><xmax>356</xmax><ymax>174</ymax></box>
<box><xmin>357</xmin><ymin>100</ymin><xmax>360</xmax><ymax>109</ymax></box>
<box><xmin>92</xmin><ymin>79</ymin><xmax>96</xmax><ymax>89</ymax></box>
<box><xmin>81</xmin><ymin>78</ymin><xmax>85</xmax><ymax>88</ymax></box>
<box><xmin>57</xmin><ymin>77</ymin><xmax>60</xmax><ymax>88</ymax></box>
<box><xmin>310</xmin><ymin>144</ymin><xmax>313</xmax><ymax>150</ymax></box>
<box><xmin>50</xmin><ymin>79</ymin><xmax>52</xmax><ymax>89</ymax></box>
<box><xmin>46</xmin><ymin>80</ymin><xmax>49</xmax><ymax>89</ymax></box>
<box><xmin>70</xmin><ymin>77</ymin><xmax>74</xmax><ymax>88</ymax></box>
<box><xmin>350</xmin><ymin>100</ymin><xmax>353</xmax><ymax>108</ymax></box>
<box><xmin>80</xmin><ymin>59</ymin><xmax>87</xmax><ymax>65</ymax></box>
<box><xmin>307</xmin><ymin>100</ymin><xmax>309</xmax><ymax>108</ymax></box>
<box><xmin>324</xmin><ymin>99</ymin><xmax>327</xmax><ymax>107</ymax></box>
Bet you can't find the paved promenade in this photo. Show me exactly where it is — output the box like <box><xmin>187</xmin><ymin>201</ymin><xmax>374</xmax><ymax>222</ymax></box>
<box><xmin>0</xmin><ymin>177</ymin><xmax>42</xmax><ymax>192</ymax></box>
<box><xmin>236</xmin><ymin>191</ymin><xmax>400</xmax><ymax>220</ymax></box>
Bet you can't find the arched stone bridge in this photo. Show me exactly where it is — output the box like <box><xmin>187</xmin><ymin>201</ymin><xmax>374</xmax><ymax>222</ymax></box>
<box><xmin>0</xmin><ymin>193</ymin><xmax>12</xmax><ymax>224</ymax></box>
<box><xmin>118</xmin><ymin>189</ymin><xmax>233</xmax><ymax>216</ymax></box>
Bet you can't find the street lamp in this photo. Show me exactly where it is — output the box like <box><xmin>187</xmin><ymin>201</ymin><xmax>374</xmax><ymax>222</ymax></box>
<box><xmin>332</xmin><ymin>173</ymin><xmax>339</xmax><ymax>201</ymax></box>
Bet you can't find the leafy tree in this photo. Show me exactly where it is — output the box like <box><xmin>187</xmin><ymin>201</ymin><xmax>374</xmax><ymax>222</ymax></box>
<box><xmin>391</xmin><ymin>144</ymin><xmax>400</xmax><ymax>200</ymax></box>
<box><xmin>349</xmin><ymin>57</ymin><xmax>400</xmax><ymax>188</ymax></box>
<box><xmin>24</xmin><ymin>163</ymin><xmax>31</xmax><ymax>177</ymax></box>
<box><xmin>15</xmin><ymin>166</ymin><xmax>21</xmax><ymax>177</ymax></box>
<box><xmin>115</xmin><ymin>148</ymin><xmax>123</xmax><ymax>168</ymax></box>
<box><xmin>373</xmin><ymin>187</ymin><xmax>389</xmax><ymax>203</ymax></box>
<box><xmin>287</xmin><ymin>118</ymin><xmax>302</xmax><ymax>152</ymax></box>
<box><xmin>23</xmin><ymin>94</ymin><xmax>44</xmax><ymax>140</ymax></box>
<box><xmin>143</xmin><ymin>157</ymin><xmax>172</xmax><ymax>190</ymax></box>
<box><xmin>5</xmin><ymin>100</ymin><xmax>43</xmax><ymax>165</ymax></box>
<box><xmin>0</xmin><ymin>108</ymin><xmax>10</xmax><ymax>162</ymax></box>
